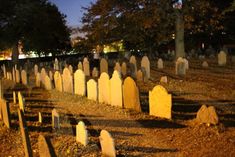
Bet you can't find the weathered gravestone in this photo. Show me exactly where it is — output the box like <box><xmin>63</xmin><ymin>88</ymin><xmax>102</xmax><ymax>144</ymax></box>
<box><xmin>76</xmin><ymin>121</ymin><xmax>88</xmax><ymax>146</ymax></box>
<box><xmin>160</xmin><ymin>76</ymin><xmax>168</xmax><ymax>83</ymax></box>
<box><xmin>78</xmin><ymin>61</ymin><xmax>83</xmax><ymax>70</ymax></box>
<box><xmin>38</xmin><ymin>112</ymin><xmax>42</xmax><ymax>123</ymax></box>
<box><xmin>2</xmin><ymin>64</ymin><xmax>6</xmax><ymax>78</ymax></box>
<box><xmin>40</xmin><ymin>68</ymin><xmax>47</xmax><ymax>87</ymax></box>
<box><xmin>110</xmin><ymin>71</ymin><xmax>123</xmax><ymax>107</ymax></box>
<box><xmin>35</xmin><ymin>72</ymin><xmax>41</xmax><ymax>87</ymax></box>
<box><xmin>136</xmin><ymin>70</ymin><xmax>143</xmax><ymax>82</ymax></box>
<box><xmin>83</xmin><ymin>57</ymin><xmax>90</xmax><ymax>76</ymax></box>
<box><xmin>0</xmin><ymin>99</ymin><xmax>11</xmax><ymax>128</ymax></box>
<box><xmin>196</xmin><ymin>105</ymin><xmax>219</xmax><ymax>125</ymax></box>
<box><xmin>100</xmin><ymin>58</ymin><xmax>108</xmax><ymax>74</ymax></box>
<box><xmin>175</xmin><ymin>57</ymin><xmax>186</xmax><ymax>76</ymax></box>
<box><xmin>15</xmin><ymin>69</ymin><xmax>20</xmax><ymax>83</ymax></box>
<box><xmin>38</xmin><ymin>135</ymin><xmax>52</xmax><ymax>157</ymax></box>
<box><xmin>202</xmin><ymin>61</ymin><xmax>209</xmax><ymax>68</ymax></box>
<box><xmin>121</xmin><ymin>62</ymin><xmax>127</xmax><ymax>76</ymax></box>
<box><xmin>54</xmin><ymin>58</ymin><xmax>59</xmax><ymax>71</ymax></box>
<box><xmin>18</xmin><ymin>92</ymin><xmax>25</xmax><ymax>112</ymax></box>
<box><xmin>114</xmin><ymin>62</ymin><xmax>121</xmax><ymax>74</ymax></box>
<box><xmin>218</xmin><ymin>51</ymin><xmax>227</xmax><ymax>66</ymax></box>
<box><xmin>69</xmin><ymin>65</ymin><xmax>73</xmax><ymax>74</ymax></box>
<box><xmin>12</xmin><ymin>67</ymin><xmax>16</xmax><ymax>82</ymax></box>
<box><xmin>54</xmin><ymin>71</ymin><xmax>63</xmax><ymax>92</ymax></box>
<box><xmin>74</xmin><ymin>69</ymin><xmax>86</xmax><ymax>96</ymax></box>
<box><xmin>13</xmin><ymin>91</ymin><xmax>17</xmax><ymax>104</ymax></box>
<box><xmin>21</xmin><ymin>70</ymin><xmax>27</xmax><ymax>85</ymax></box>
<box><xmin>157</xmin><ymin>58</ymin><xmax>164</xmax><ymax>69</ymax></box>
<box><xmin>129</xmin><ymin>55</ymin><xmax>137</xmax><ymax>78</ymax></box>
<box><xmin>87</xmin><ymin>79</ymin><xmax>98</xmax><ymax>101</ymax></box>
<box><xmin>34</xmin><ymin>64</ymin><xmax>38</xmax><ymax>76</ymax></box>
<box><xmin>62</xmin><ymin>68</ymin><xmax>73</xmax><ymax>94</ymax></box>
<box><xmin>123</xmin><ymin>77</ymin><xmax>141</xmax><ymax>112</ymax></box>
<box><xmin>44</xmin><ymin>75</ymin><xmax>52</xmax><ymax>90</ymax></box>
<box><xmin>141</xmin><ymin>56</ymin><xmax>150</xmax><ymax>79</ymax></box>
<box><xmin>49</xmin><ymin>71</ymin><xmax>53</xmax><ymax>81</ymax></box>
<box><xmin>149</xmin><ymin>85</ymin><xmax>172</xmax><ymax>119</ymax></box>
<box><xmin>98</xmin><ymin>72</ymin><xmax>110</xmax><ymax>104</ymax></box>
<box><xmin>99</xmin><ymin>130</ymin><xmax>116</xmax><ymax>157</ymax></box>
<box><xmin>92</xmin><ymin>67</ymin><xmax>99</xmax><ymax>78</ymax></box>
<box><xmin>18</xmin><ymin>109</ymin><xmax>33</xmax><ymax>157</ymax></box>
<box><xmin>52</xmin><ymin>108</ymin><xmax>60</xmax><ymax>129</ymax></box>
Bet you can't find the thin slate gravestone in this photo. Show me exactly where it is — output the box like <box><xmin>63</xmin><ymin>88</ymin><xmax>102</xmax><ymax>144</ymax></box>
<box><xmin>110</xmin><ymin>70</ymin><xmax>123</xmax><ymax>107</ymax></box>
<box><xmin>13</xmin><ymin>91</ymin><xmax>17</xmax><ymax>104</ymax></box>
<box><xmin>16</xmin><ymin>69</ymin><xmax>20</xmax><ymax>83</ymax></box>
<box><xmin>62</xmin><ymin>68</ymin><xmax>73</xmax><ymax>94</ymax></box>
<box><xmin>196</xmin><ymin>105</ymin><xmax>219</xmax><ymax>125</ymax></box>
<box><xmin>34</xmin><ymin>64</ymin><xmax>38</xmax><ymax>76</ymax></box>
<box><xmin>157</xmin><ymin>58</ymin><xmax>164</xmax><ymax>69</ymax></box>
<box><xmin>76</xmin><ymin>121</ymin><xmax>88</xmax><ymax>146</ymax></box>
<box><xmin>52</xmin><ymin>109</ymin><xmax>60</xmax><ymax>129</ymax></box>
<box><xmin>54</xmin><ymin>71</ymin><xmax>63</xmax><ymax>92</ymax></box>
<box><xmin>0</xmin><ymin>99</ymin><xmax>11</xmax><ymax>128</ymax></box>
<box><xmin>83</xmin><ymin>57</ymin><xmax>90</xmax><ymax>76</ymax></box>
<box><xmin>18</xmin><ymin>92</ymin><xmax>25</xmax><ymax>112</ymax></box>
<box><xmin>92</xmin><ymin>67</ymin><xmax>99</xmax><ymax>78</ymax></box>
<box><xmin>98</xmin><ymin>72</ymin><xmax>110</xmax><ymax>104</ymax></box>
<box><xmin>99</xmin><ymin>130</ymin><xmax>116</xmax><ymax>157</ymax></box>
<box><xmin>218</xmin><ymin>51</ymin><xmax>227</xmax><ymax>66</ymax></box>
<box><xmin>36</xmin><ymin>72</ymin><xmax>41</xmax><ymax>87</ymax></box>
<box><xmin>175</xmin><ymin>57</ymin><xmax>186</xmax><ymax>76</ymax></box>
<box><xmin>100</xmin><ymin>58</ymin><xmax>108</xmax><ymax>74</ymax></box>
<box><xmin>141</xmin><ymin>56</ymin><xmax>150</xmax><ymax>79</ymax></box>
<box><xmin>149</xmin><ymin>85</ymin><xmax>172</xmax><ymax>119</ymax></box>
<box><xmin>21</xmin><ymin>70</ymin><xmax>27</xmax><ymax>85</ymax></box>
<box><xmin>114</xmin><ymin>62</ymin><xmax>121</xmax><ymax>74</ymax></box>
<box><xmin>87</xmin><ymin>79</ymin><xmax>98</xmax><ymax>101</ymax></box>
<box><xmin>74</xmin><ymin>69</ymin><xmax>86</xmax><ymax>96</ymax></box>
<box><xmin>129</xmin><ymin>55</ymin><xmax>137</xmax><ymax>78</ymax></box>
<box><xmin>41</xmin><ymin>68</ymin><xmax>47</xmax><ymax>87</ymax></box>
<box><xmin>12</xmin><ymin>67</ymin><xmax>16</xmax><ymax>82</ymax></box>
<box><xmin>38</xmin><ymin>135</ymin><xmax>52</xmax><ymax>157</ymax></box>
<box><xmin>121</xmin><ymin>62</ymin><xmax>127</xmax><ymax>76</ymax></box>
<box><xmin>18</xmin><ymin>109</ymin><xmax>33</xmax><ymax>157</ymax></box>
<box><xmin>136</xmin><ymin>70</ymin><xmax>143</xmax><ymax>82</ymax></box>
<box><xmin>39</xmin><ymin>112</ymin><xmax>42</xmax><ymax>123</ymax></box>
<box><xmin>123</xmin><ymin>77</ymin><xmax>141</xmax><ymax>112</ymax></box>
<box><xmin>78</xmin><ymin>61</ymin><xmax>83</xmax><ymax>70</ymax></box>
<box><xmin>45</xmin><ymin>75</ymin><xmax>52</xmax><ymax>90</ymax></box>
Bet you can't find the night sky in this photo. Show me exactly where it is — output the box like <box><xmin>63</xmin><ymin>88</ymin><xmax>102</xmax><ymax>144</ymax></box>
<box><xmin>49</xmin><ymin>0</ymin><xmax>95</xmax><ymax>27</ymax></box>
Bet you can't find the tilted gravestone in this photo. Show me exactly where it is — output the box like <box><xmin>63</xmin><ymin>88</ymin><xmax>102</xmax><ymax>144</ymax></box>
<box><xmin>74</xmin><ymin>69</ymin><xmax>86</xmax><ymax>96</ymax></box>
<box><xmin>110</xmin><ymin>70</ymin><xmax>123</xmax><ymax>107</ymax></box>
<box><xmin>218</xmin><ymin>51</ymin><xmax>227</xmax><ymax>66</ymax></box>
<box><xmin>54</xmin><ymin>71</ymin><xmax>63</xmax><ymax>92</ymax></box>
<box><xmin>0</xmin><ymin>99</ymin><xmax>11</xmax><ymax>128</ymax></box>
<box><xmin>100</xmin><ymin>58</ymin><xmax>108</xmax><ymax>74</ymax></box>
<box><xmin>87</xmin><ymin>79</ymin><xmax>98</xmax><ymax>101</ymax></box>
<box><xmin>15</xmin><ymin>69</ymin><xmax>20</xmax><ymax>83</ymax></box>
<box><xmin>99</xmin><ymin>130</ymin><xmax>116</xmax><ymax>157</ymax></box>
<box><xmin>18</xmin><ymin>109</ymin><xmax>33</xmax><ymax>157</ymax></box>
<box><xmin>157</xmin><ymin>58</ymin><xmax>164</xmax><ymax>69</ymax></box>
<box><xmin>38</xmin><ymin>135</ymin><xmax>52</xmax><ymax>157</ymax></box>
<box><xmin>121</xmin><ymin>62</ymin><xmax>127</xmax><ymax>76</ymax></box>
<box><xmin>83</xmin><ymin>57</ymin><xmax>90</xmax><ymax>76</ymax></box>
<box><xmin>44</xmin><ymin>75</ymin><xmax>52</xmax><ymax>90</ymax></box>
<box><xmin>98</xmin><ymin>72</ymin><xmax>110</xmax><ymax>104</ymax></box>
<box><xmin>196</xmin><ymin>105</ymin><xmax>219</xmax><ymax>125</ymax></box>
<box><xmin>18</xmin><ymin>92</ymin><xmax>25</xmax><ymax>112</ymax></box>
<box><xmin>21</xmin><ymin>70</ymin><xmax>27</xmax><ymax>85</ymax></box>
<box><xmin>52</xmin><ymin>108</ymin><xmax>60</xmax><ymax>129</ymax></box>
<box><xmin>123</xmin><ymin>77</ymin><xmax>141</xmax><ymax>112</ymax></box>
<box><xmin>114</xmin><ymin>62</ymin><xmax>121</xmax><ymax>74</ymax></box>
<box><xmin>76</xmin><ymin>121</ymin><xmax>88</xmax><ymax>146</ymax></box>
<box><xmin>49</xmin><ymin>71</ymin><xmax>53</xmax><ymax>81</ymax></box>
<box><xmin>141</xmin><ymin>56</ymin><xmax>150</xmax><ymax>79</ymax></box>
<box><xmin>62</xmin><ymin>68</ymin><xmax>73</xmax><ymax>94</ymax></box>
<box><xmin>129</xmin><ymin>55</ymin><xmax>137</xmax><ymax>78</ymax></box>
<box><xmin>149</xmin><ymin>85</ymin><xmax>172</xmax><ymax>119</ymax></box>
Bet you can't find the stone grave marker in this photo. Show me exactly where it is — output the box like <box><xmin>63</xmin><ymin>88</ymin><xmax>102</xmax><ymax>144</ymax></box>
<box><xmin>196</xmin><ymin>105</ymin><xmax>219</xmax><ymax>125</ymax></box>
<box><xmin>45</xmin><ymin>75</ymin><xmax>52</xmax><ymax>90</ymax></box>
<box><xmin>13</xmin><ymin>91</ymin><xmax>17</xmax><ymax>104</ymax></box>
<box><xmin>157</xmin><ymin>58</ymin><xmax>164</xmax><ymax>69</ymax></box>
<box><xmin>100</xmin><ymin>58</ymin><xmax>108</xmax><ymax>73</ymax></box>
<box><xmin>149</xmin><ymin>85</ymin><xmax>172</xmax><ymax>119</ymax></box>
<box><xmin>54</xmin><ymin>71</ymin><xmax>63</xmax><ymax>92</ymax></box>
<box><xmin>98</xmin><ymin>72</ymin><xmax>110</xmax><ymax>104</ymax></box>
<box><xmin>74</xmin><ymin>69</ymin><xmax>86</xmax><ymax>96</ymax></box>
<box><xmin>0</xmin><ymin>99</ymin><xmax>11</xmax><ymax>128</ymax></box>
<box><xmin>12</xmin><ymin>67</ymin><xmax>16</xmax><ymax>82</ymax></box>
<box><xmin>141</xmin><ymin>56</ymin><xmax>150</xmax><ymax>79</ymax></box>
<box><xmin>110</xmin><ymin>70</ymin><xmax>123</xmax><ymax>107</ymax></box>
<box><xmin>78</xmin><ymin>61</ymin><xmax>83</xmax><ymax>70</ymax></box>
<box><xmin>62</xmin><ymin>68</ymin><xmax>73</xmax><ymax>94</ymax></box>
<box><xmin>114</xmin><ymin>62</ymin><xmax>121</xmax><ymax>74</ymax></box>
<box><xmin>129</xmin><ymin>55</ymin><xmax>137</xmax><ymax>77</ymax></box>
<box><xmin>52</xmin><ymin>108</ymin><xmax>60</xmax><ymax>129</ymax></box>
<box><xmin>136</xmin><ymin>70</ymin><xmax>143</xmax><ymax>82</ymax></box>
<box><xmin>99</xmin><ymin>130</ymin><xmax>116</xmax><ymax>157</ymax></box>
<box><xmin>38</xmin><ymin>135</ymin><xmax>52</xmax><ymax>157</ymax></box>
<box><xmin>121</xmin><ymin>62</ymin><xmax>127</xmax><ymax>76</ymax></box>
<box><xmin>54</xmin><ymin>58</ymin><xmax>59</xmax><ymax>70</ymax></box>
<box><xmin>21</xmin><ymin>70</ymin><xmax>27</xmax><ymax>85</ymax></box>
<box><xmin>123</xmin><ymin>77</ymin><xmax>141</xmax><ymax>112</ymax></box>
<box><xmin>175</xmin><ymin>57</ymin><xmax>186</xmax><ymax>76</ymax></box>
<box><xmin>3</xmin><ymin>64</ymin><xmax>6</xmax><ymax>78</ymax></box>
<box><xmin>160</xmin><ymin>76</ymin><xmax>168</xmax><ymax>83</ymax></box>
<box><xmin>39</xmin><ymin>112</ymin><xmax>42</xmax><ymax>123</ymax></box>
<box><xmin>76</xmin><ymin>121</ymin><xmax>88</xmax><ymax>146</ymax></box>
<box><xmin>92</xmin><ymin>67</ymin><xmax>99</xmax><ymax>77</ymax></box>
<box><xmin>202</xmin><ymin>61</ymin><xmax>209</xmax><ymax>68</ymax></box>
<box><xmin>34</xmin><ymin>64</ymin><xmax>38</xmax><ymax>76</ymax></box>
<box><xmin>18</xmin><ymin>109</ymin><xmax>33</xmax><ymax>157</ymax></box>
<box><xmin>18</xmin><ymin>92</ymin><xmax>25</xmax><ymax>112</ymax></box>
<box><xmin>87</xmin><ymin>79</ymin><xmax>98</xmax><ymax>101</ymax></box>
<box><xmin>83</xmin><ymin>57</ymin><xmax>90</xmax><ymax>76</ymax></box>
<box><xmin>16</xmin><ymin>69</ymin><xmax>20</xmax><ymax>83</ymax></box>
<box><xmin>49</xmin><ymin>71</ymin><xmax>53</xmax><ymax>81</ymax></box>
<box><xmin>218</xmin><ymin>51</ymin><xmax>227</xmax><ymax>66</ymax></box>
<box><xmin>69</xmin><ymin>65</ymin><xmax>73</xmax><ymax>74</ymax></box>
<box><xmin>36</xmin><ymin>72</ymin><xmax>41</xmax><ymax>87</ymax></box>
<box><xmin>0</xmin><ymin>79</ymin><xmax>3</xmax><ymax>99</ymax></box>
<box><xmin>41</xmin><ymin>68</ymin><xmax>47</xmax><ymax>87</ymax></box>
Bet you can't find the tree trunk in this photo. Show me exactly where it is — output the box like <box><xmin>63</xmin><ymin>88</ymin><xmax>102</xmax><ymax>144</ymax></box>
<box><xmin>12</xmin><ymin>42</ymin><xmax>19</xmax><ymax>65</ymax></box>
<box><xmin>175</xmin><ymin>11</ymin><xmax>185</xmax><ymax>59</ymax></box>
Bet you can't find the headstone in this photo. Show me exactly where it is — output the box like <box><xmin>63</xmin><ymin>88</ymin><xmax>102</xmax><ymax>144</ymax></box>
<box><xmin>121</xmin><ymin>62</ymin><xmax>127</xmax><ymax>76</ymax></box>
<box><xmin>74</xmin><ymin>69</ymin><xmax>86</xmax><ymax>96</ymax></box>
<box><xmin>76</xmin><ymin>121</ymin><xmax>88</xmax><ymax>146</ymax></box>
<box><xmin>136</xmin><ymin>70</ymin><xmax>143</xmax><ymax>82</ymax></box>
<box><xmin>157</xmin><ymin>58</ymin><xmax>164</xmax><ymax>69</ymax></box>
<box><xmin>98</xmin><ymin>72</ymin><xmax>110</xmax><ymax>104</ymax></box>
<box><xmin>110</xmin><ymin>70</ymin><xmax>123</xmax><ymax>107</ymax></box>
<box><xmin>196</xmin><ymin>105</ymin><xmax>219</xmax><ymax>125</ymax></box>
<box><xmin>114</xmin><ymin>62</ymin><xmax>121</xmax><ymax>74</ymax></box>
<box><xmin>0</xmin><ymin>99</ymin><xmax>11</xmax><ymax>128</ymax></box>
<box><xmin>54</xmin><ymin>71</ymin><xmax>63</xmax><ymax>92</ymax></box>
<box><xmin>44</xmin><ymin>75</ymin><xmax>52</xmax><ymax>90</ymax></box>
<box><xmin>175</xmin><ymin>57</ymin><xmax>186</xmax><ymax>76</ymax></box>
<box><xmin>100</xmin><ymin>58</ymin><xmax>108</xmax><ymax>74</ymax></box>
<box><xmin>83</xmin><ymin>57</ymin><xmax>90</xmax><ymax>76</ymax></box>
<box><xmin>0</xmin><ymin>80</ymin><xmax>3</xmax><ymax>99</ymax></box>
<box><xmin>218</xmin><ymin>51</ymin><xmax>227</xmax><ymax>66</ymax></box>
<box><xmin>141</xmin><ymin>56</ymin><xmax>150</xmax><ymax>79</ymax></box>
<box><xmin>123</xmin><ymin>77</ymin><xmax>141</xmax><ymax>112</ymax></box>
<box><xmin>18</xmin><ymin>109</ymin><xmax>33</xmax><ymax>157</ymax></box>
<box><xmin>184</xmin><ymin>58</ymin><xmax>189</xmax><ymax>70</ymax></box>
<box><xmin>40</xmin><ymin>68</ymin><xmax>47</xmax><ymax>87</ymax></box>
<box><xmin>69</xmin><ymin>65</ymin><xmax>73</xmax><ymax>74</ymax></box>
<box><xmin>78</xmin><ymin>61</ymin><xmax>83</xmax><ymax>70</ymax></box>
<box><xmin>149</xmin><ymin>85</ymin><xmax>172</xmax><ymax>119</ymax></box>
<box><xmin>35</xmin><ymin>72</ymin><xmax>41</xmax><ymax>87</ymax></box>
<box><xmin>52</xmin><ymin>108</ymin><xmax>60</xmax><ymax>129</ymax></box>
<box><xmin>21</xmin><ymin>70</ymin><xmax>27</xmax><ymax>85</ymax></box>
<box><xmin>54</xmin><ymin>58</ymin><xmax>59</xmax><ymax>70</ymax></box>
<box><xmin>99</xmin><ymin>130</ymin><xmax>116</xmax><ymax>157</ymax></box>
<box><xmin>18</xmin><ymin>92</ymin><xmax>25</xmax><ymax>112</ymax></box>
<box><xmin>15</xmin><ymin>69</ymin><xmax>20</xmax><ymax>83</ymax></box>
<box><xmin>92</xmin><ymin>67</ymin><xmax>99</xmax><ymax>78</ymax></box>
<box><xmin>38</xmin><ymin>135</ymin><xmax>52</xmax><ymax>157</ymax></box>
<box><xmin>160</xmin><ymin>76</ymin><xmax>167</xmax><ymax>83</ymax></box>
<box><xmin>62</xmin><ymin>68</ymin><xmax>73</xmax><ymax>94</ymax></box>
<box><xmin>49</xmin><ymin>71</ymin><xmax>53</xmax><ymax>81</ymax></box>
<box><xmin>39</xmin><ymin>112</ymin><xmax>42</xmax><ymax>123</ymax></box>
<box><xmin>12</xmin><ymin>67</ymin><xmax>16</xmax><ymax>82</ymax></box>
<box><xmin>13</xmin><ymin>91</ymin><xmax>17</xmax><ymax>104</ymax></box>
<box><xmin>202</xmin><ymin>61</ymin><xmax>209</xmax><ymax>68</ymax></box>
<box><xmin>129</xmin><ymin>55</ymin><xmax>137</xmax><ymax>78</ymax></box>
<box><xmin>34</xmin><ymin>64</ymin><xmax>38</xmax><ymax>76</ymax></box>
<box><xmin>87</xmin><ymin>79</ymin><xmax>98</xmax><ymax>101</ymax></box>
<box><xmin>2</xmin><ymin>64</ymin><xmax>6</xmax><ymax>78</ymax></box>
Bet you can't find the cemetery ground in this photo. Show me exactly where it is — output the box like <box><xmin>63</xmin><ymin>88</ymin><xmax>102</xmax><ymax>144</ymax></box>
<box><xmin>0</xmin><ymin>58</ymin><xmax>235</xmax><ymax>157</ymax></box>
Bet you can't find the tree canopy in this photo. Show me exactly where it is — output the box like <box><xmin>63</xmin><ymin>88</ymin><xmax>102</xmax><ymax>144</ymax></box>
<box><xmin>0</xmin><ymin>0</ymin><xmax>70</xmax><ymax>62</ymax></box>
